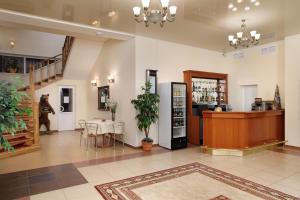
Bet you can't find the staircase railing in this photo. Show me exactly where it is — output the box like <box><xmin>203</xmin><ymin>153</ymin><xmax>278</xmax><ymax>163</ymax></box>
<box><xmin>62</xmin><ymin>36</ymin><xmax>74</xmax><ymax>74</ymax></box>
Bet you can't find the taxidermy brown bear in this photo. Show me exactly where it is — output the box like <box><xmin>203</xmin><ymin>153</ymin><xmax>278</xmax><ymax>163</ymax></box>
<box><xmin>39</xmin><ymin>94</ymin><xmax>55</xmax><ymax>132</ymax></box>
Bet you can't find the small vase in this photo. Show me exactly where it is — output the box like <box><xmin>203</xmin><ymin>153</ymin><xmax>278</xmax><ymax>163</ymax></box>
<box><xmin>111</xmin><ymin>112</ymin><xmax>115</xmax><ymax>121</ymax></box>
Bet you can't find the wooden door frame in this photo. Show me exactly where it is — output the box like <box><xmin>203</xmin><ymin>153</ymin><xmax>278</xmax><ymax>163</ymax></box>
<box><xmin>183</xmin><ymin>70</ymin><xmax>228</xmax><ymax>145</ymax></box>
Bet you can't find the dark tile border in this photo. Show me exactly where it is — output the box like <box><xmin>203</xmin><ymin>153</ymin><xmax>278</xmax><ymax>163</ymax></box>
<box><xmin>0</xmin><ymin>163</ymin><xmax>87</xmax><ymax>200</ymax></box>
<box><xmin>73</xmin><ymin>146</ymin><xmax>170</xmax><ymax>168</ymax></box>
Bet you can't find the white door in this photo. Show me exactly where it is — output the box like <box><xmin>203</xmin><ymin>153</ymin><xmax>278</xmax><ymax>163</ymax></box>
<box><xmin>242</xmin><ymin>85</ymin><xmax>257</xmax><ymax>111</ymax></box>
<box><xmin>58</xmin><ymin>86</ymin><xmax>75</xmax><ymax>131</ymax></box>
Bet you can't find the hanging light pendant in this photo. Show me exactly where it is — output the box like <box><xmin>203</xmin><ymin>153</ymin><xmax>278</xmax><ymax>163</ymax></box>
<box><xmin>132</xmin><ymin>0</ymin><xmax>177</xmax><ymax>27</ymax></box>
<box><xmin>228</xmin><ymin>19</ymin><xmax>261</xmax><ymax>49</ymax></box>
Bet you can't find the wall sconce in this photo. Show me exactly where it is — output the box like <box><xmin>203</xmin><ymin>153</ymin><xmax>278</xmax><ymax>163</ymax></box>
<box><xmin>91</xmin><ymin>79</ymin><xmax>98</xmax><ymax>86</ymax></box>
<box><xmin>9</xmin><ymin>40</ymin><xmax>15</xmax><ymax>49</ymax></box>
<box><xmin>107</xmin><ymin>75</ymin><xmax>115</xmax><ymax>83</ymax></box>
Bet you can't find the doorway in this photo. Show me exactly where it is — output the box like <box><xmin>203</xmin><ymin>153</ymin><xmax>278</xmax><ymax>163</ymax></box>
<box><xmin>241</xmin><ymin>85</ymin><xmax>257</xmax><ymax>111</ymax></box>
<box><xmin>58</xmin><ymin>86</ymin><xmax>75</xmax><ymax>131</ymax></box>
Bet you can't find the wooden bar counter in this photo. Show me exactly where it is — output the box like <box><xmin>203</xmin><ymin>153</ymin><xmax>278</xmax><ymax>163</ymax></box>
<box><xmin>203</xmin><ymin>110</ymin><xmax>284</xmax><ymax>149</ymax></box>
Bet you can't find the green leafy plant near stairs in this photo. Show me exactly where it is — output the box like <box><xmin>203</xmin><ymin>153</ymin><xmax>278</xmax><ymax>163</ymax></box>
<box><xmin>0</xmin><ymin>78</ymin><xmax>32</xmax><ymax>151</ymax></box>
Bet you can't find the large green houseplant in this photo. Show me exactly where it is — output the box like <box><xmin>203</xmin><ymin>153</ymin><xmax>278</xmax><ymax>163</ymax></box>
<box><xmin>131</xmin><ymin>81</ymin><xmax>160</xmax><ymax>151</ymax></box>
<box><xmin>0</xmin><ymin>78</ymin><xmax>32</xmax><ymax>151</ymax></box>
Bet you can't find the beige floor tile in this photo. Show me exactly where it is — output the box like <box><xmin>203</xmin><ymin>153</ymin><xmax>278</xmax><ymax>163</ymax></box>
<box><xmin>270</xmin><ymin>183</ymin><xmax>300</xmax><ymax>198</ymax></box>
<box><xmin>30</xmin><ymin>189</ymin><xmax>66</xmax><ymax>200</ymax></box>
<box><xmin>63</xmin><ymin>183</ymin><xmax>104</xmax><ymax>200</ymax></box>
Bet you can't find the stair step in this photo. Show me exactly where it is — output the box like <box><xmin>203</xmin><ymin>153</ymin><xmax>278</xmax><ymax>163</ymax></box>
<box><xmin>3</xmin><ymin>132</ymin><xmax>29</xmax><ymax>140</ymax></box>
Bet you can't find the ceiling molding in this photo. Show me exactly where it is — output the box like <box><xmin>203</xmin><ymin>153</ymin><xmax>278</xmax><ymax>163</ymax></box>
<box><xmin>0</xmin><ymin>8</ymin><xmax>135</xmax><ymax>41</ymax></box>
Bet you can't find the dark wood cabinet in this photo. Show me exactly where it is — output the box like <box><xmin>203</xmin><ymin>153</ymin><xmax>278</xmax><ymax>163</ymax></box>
<box><xmin>183</xmin><ymin>70</ymin><xmax>228</xmax><ymax>145</ymax></box>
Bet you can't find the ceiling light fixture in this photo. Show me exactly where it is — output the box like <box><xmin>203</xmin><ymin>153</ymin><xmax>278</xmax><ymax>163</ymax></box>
<box><xmin>228</xmin><ymin>19</ymin><xmax>261</xmax><ymax>49</ymax></box>
<box><xmin>132</xmin><ymin>0</ymin><xmax>177</xmax><ymax>27</ymax></box>
<box><xmin>244</xmin><ymin>6</ymin><xmax>250</xmax><ymax>11</ymax></box>
<box><xmin>237</xmin><ymin>0</ymin><xmax>243</xmax><ymax>3</ymax></box>
<box><xmin>92</xmin><ymin>20</ymin><xmax>100</xmax><ymax>26</ymax></box>
<box><xmin>254</xmin><ymin>1</ymin><xmax>260</xmax><ymax>6</ymax></box>
<box><xmin>250</xmin><ymin>0</ymin><xmax>256</xmax><ymax>2</ymax></box>
<box><xmin>9</xmin><ymin>40</ymin><xmax>15</xmax><ymax>49</ymax></box>
<box><xmin>228</xmin><ymin>3</ymin><xmax>234</xmax><ymax>9</ymax></box>
<box><xmin>108</xmin><ymin>11</ymin><xmax>116</xmax><ymax>17</ymax></box>
<box><xmin>232</xmin><ymin>7</ymin><xmax>238</xmax><ymax>11</ymax></box>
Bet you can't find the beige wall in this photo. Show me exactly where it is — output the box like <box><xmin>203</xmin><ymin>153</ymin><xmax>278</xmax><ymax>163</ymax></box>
<box><xmin>64</xmin><ymin>39</ymin><xmax>103</xmax><ymax>80</ymax></box>
<box><xmin>135</xmin><ymin>36</ymin><xmax>229</xmax><ymax>145</ymax></box>
<box><xmin>83</xmin><ymin>36</ymin><xmax>286</xmax><ymax>147</ymax></box>
<box><xmin>225</xmin><ymin>41</ymin><xmax>285</xmax><ymax>111</ymax></box>
<box><xmin>35</xmin><ymin>79</ymin><xmax>87</xmax><ymax>131</ymax></box>
<box><xmin>285</xmin><ymin>34</ymin><xmax>300</xmax><ymax>147</ymax></box>
<box><xmin>0</xmin><ymin>27</ymin><xmax>65</xmax><ymax>57</ymax></box>
<box><xmin>87</xmin><ymin>39</ymin><xmax>137</xmax><ymax>146</ymax></box>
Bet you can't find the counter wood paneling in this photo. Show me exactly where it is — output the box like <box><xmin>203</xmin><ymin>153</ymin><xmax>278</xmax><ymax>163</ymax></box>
<box><xmin>203</xmin><ymin>110</ymin><xmax>284</xmax><ymax>149</ymax></box>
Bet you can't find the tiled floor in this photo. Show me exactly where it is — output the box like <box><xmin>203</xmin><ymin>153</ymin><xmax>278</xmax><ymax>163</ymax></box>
<box><xmin>1</xmin><ymin>131</ymin><xmax>300</xmax><ymax>200</ymax></box>
<box><xmin>0</xmin><ymin>131</ymin><xmax>143</xmax><ymax>174</ymax></box>
<box><xmin>30</xmin><ymin>147</ymin><xmax>300</xmax><ymax>200</ymax></box>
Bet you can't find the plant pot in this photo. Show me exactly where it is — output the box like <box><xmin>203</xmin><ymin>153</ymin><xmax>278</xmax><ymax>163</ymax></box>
<box><xmin>142</xmin><ymin>141</ymin><xmax>153</xmax><ymax>151</ymax></box>
<box><xmin>7</xmin><ymin>68</ymin><xmax>17</xmax><ymax>73</ymax></box>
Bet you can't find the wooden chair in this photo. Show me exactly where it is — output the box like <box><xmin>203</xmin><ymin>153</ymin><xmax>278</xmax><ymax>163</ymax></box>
<box><xmin>112</xmin><ymin>122</ymin><xmax>125</xmax><ymax>149</ymax></box>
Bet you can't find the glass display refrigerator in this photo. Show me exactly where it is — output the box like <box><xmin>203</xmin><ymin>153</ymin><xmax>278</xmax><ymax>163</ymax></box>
<box><xmin>158</xmin><ymin>82</ymin><xmax>187</xmax><ymax>150</ymax></box>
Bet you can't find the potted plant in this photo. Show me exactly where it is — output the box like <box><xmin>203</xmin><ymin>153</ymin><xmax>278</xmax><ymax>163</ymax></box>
<box><xmin>107</xmin><ymin>99</ymin><xmax>117</xmax><ymax>121</ymax></box>
<box><xmin>6</xmin><ymin>58</ymin><xmax>18</xmax><ymax>73</ymax></box>
<box><xmin>131</xmin><ymin>81</ymin><xmax>160</xmax><ymax>151</ymax></box>
<box><xmin>0</xmin><ymin>78</ymin><xmax>32</xmax><ymax>151</ymax></box>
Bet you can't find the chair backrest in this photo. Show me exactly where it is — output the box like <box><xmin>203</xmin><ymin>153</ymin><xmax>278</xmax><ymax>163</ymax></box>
<box><xmin>78</xmin><ymin>120</ymin><xmax>86</xmax><ymax>132</ymax></box>
<box><xmin>78</xmin><ymin>120</ymin><xmax>89</xmax><ymax>138</ymax></box>
<box><xmin>113</xmin><ymin>122</ymin><xmax>125</xmax><ymax>134</ymax></box>
<box><xmin>85</xmin><ymin>123</ymin><xmax>98</xmax><ymax>135</ymax></box>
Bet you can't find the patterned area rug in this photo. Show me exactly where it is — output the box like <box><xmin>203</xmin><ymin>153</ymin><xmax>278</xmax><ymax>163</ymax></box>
<box><xmin>95</xmin><ymin>162</ymin><xmax>300</xmax><ymax>200</ymax></box>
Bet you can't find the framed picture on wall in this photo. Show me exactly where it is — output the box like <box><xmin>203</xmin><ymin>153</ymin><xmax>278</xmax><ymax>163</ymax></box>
<box><xmin>146</xmin><ymin>69</ymin><xmax>158</xmax><ymax>94</ymax></box>
<box><xmin>98</xmin><ymin>86</ymin><xmax>109</xmax><ymax>111</ymax></box>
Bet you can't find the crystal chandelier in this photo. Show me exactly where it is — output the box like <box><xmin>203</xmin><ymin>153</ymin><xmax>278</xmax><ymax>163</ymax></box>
<box><xmin>132</xmin><ymin>0</ymin><xmax>177</xmax><ymax>27</ymax></box>
<box><xmin>228</xmin><ymin>19</ymin><xmax>261</xmax><ymax>49</ymax></box>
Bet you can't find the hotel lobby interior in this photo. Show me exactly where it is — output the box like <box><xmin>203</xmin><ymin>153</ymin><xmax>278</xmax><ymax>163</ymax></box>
<box><xmin>0</xmin><ymin>0</ymin><xmax>300</xmax><ymax>199</ymax></box>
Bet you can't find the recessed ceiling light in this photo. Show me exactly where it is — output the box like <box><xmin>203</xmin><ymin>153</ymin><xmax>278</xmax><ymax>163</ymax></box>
<box><xmin>237</xmin><ymin>0</ymin><xmax>243</xmax><ymax>3</ymax></box>
<box><xmin>254</xmin><ymin>1</ymin><xmax>260</xmax><ymax>6</ymax></box>
<box><xmin>250</xmin><ymin>0</ymin><xmax>256</xmax><ymax>2</ymax></box>
<box><xmin>96</xmin><ymin>31</ymin><xmax>103</xmax><ymax>36</ymax></box>
<box><xmin>232</xmin><ymin>7</ymin><xmax>238</xmax><ymax>11</ymax></box>
<box><xmin>92</xmin><ymin>20</ymin><xmax>100</xmax><ymax>26</ymax></box>
<box><xmin>245</xmin><ymin>6</ymin><xmax>250</xmax><ymax>11</ymax></box>
<box><xmin>228</xmin><ymin>3</ymin><xmax>234</xmax><ymax>9</ymax></box>
<box><xmin>108</xmin><ymin>11</ymin><xmax>116</xmax><ymax>17</ymax></box>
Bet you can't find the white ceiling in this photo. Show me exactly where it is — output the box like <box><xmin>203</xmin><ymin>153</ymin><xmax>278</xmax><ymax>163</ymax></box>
<box><xmin>0</xmin><ymin>0</ymin><xmax>299</xmax><ymax>52</ymax></box>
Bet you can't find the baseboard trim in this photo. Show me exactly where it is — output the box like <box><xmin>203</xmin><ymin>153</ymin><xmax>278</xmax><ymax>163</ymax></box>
<box><xmin>284</xmin><ymin>145</ymin><xmax>300</xmax><ymax>151</ymax></box>
<box><xmin>124</xmin><ymin>143</ymin><xmax>159</xmax><ymax>149</ymax></box>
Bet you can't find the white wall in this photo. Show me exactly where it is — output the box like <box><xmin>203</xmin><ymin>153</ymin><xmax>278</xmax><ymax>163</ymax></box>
<box><xmin>84</xmin><ymin>36</ymin><xmax>285</xmax><ymax>147</ymax></box>
<box><xmin>87</xmin><ymin>39</ymin><xmax>137</xmax><ymax>146</ymax></box>
<box><xmin>35</xmin><ymin>79</ymin><xmax>87</xmax><ymax>131</ymax></box>
<box><xmin>0</xmin><ymin>27</ymin><xmax>65</xmax><ymax>57</ymax></box>
<box><xmin>285</xmin><ymin>34</ymin><xmax>300</xmax><ymax>147</ymax></box>
<box><xmin>225</xmin><ymin>41</ymin><xmax>285</xmax><ymax>111</ymax></box>
<box><xmin>135</xmin><ymin>36</ymin><xmax>229</xmax><ymax>146</ymax></box>
<box><xmin>134</xmin><ymin>36</ymin><xmax>285</xmax><ymax>147</ymax></box>
<box><xmin>64</xmin><ymin>39</ymin><xmax>103</xmax><ymax>80</ymax></box>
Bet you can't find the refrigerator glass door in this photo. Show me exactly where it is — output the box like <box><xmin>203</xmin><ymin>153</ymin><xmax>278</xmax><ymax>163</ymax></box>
<box><xmin>172</xmin><ymin>83</ymin><xmax>186</xmax><ymax>138</ymax></box>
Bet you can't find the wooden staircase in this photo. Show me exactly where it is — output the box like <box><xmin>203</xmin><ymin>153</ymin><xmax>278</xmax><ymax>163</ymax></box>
<box><xmin>0</xmin><ymin>36</ymin><xmax>74</xmax><ymax>159</ymax></box>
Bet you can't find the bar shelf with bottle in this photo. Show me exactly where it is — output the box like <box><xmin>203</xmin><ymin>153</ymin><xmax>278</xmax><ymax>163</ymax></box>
<box><xmin>184</xmin><ymin>70</ymin><xmax>228</xmax><ymax>145</ymax></box>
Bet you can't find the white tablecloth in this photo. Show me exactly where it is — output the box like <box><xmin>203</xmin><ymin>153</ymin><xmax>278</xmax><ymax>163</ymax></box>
<box><xmin>86</xmin><ymin>119</ymin><xmax>115</xmax><ymax>134</ymax></box>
